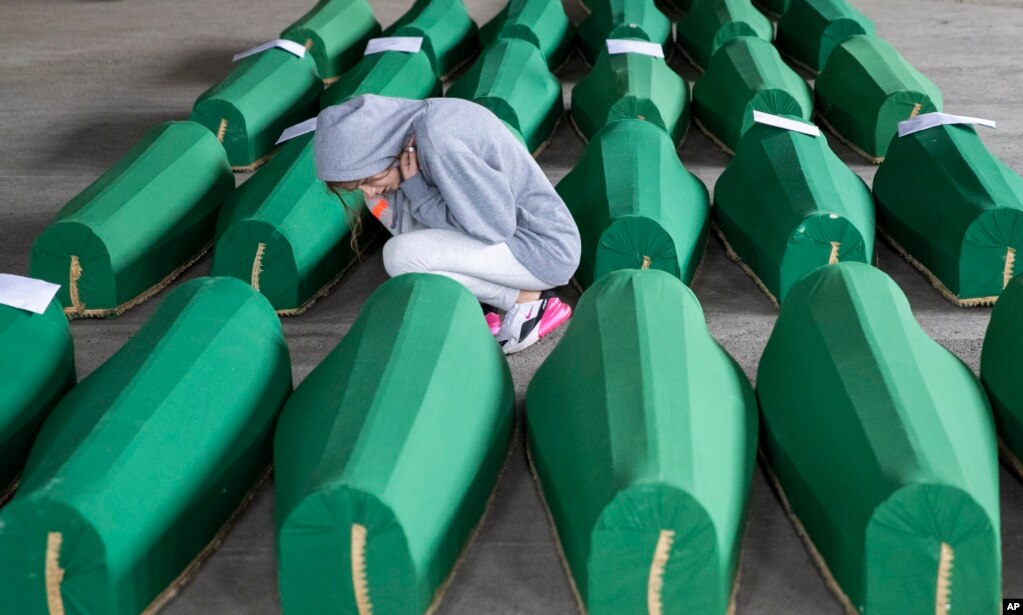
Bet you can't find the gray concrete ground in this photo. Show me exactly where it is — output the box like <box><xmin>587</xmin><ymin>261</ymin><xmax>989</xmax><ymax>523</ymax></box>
<box><xmin>2</xmin><ymin>0</ymin><xmax>1022</xmax><ymax>612</ymax></box>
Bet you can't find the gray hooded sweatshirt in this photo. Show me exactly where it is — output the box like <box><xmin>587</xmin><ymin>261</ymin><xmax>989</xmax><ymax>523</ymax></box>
<box><xmin>314</xmin><ymin>94</ymin><xmax>581</xmax><ymax>287</ymax></box>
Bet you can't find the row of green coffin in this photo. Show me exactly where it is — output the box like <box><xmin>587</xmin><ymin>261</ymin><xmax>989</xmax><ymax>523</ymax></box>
<box><xmin>690</xmin><ymin>33</ymin><xmax>938</xmax><ymax>159</ymax></box>
<box><xmin>675</xmin><ymin>0</ymin><xmax>874</xmax><ymax>74</ymax></box>
<box><xmin>528</xmin><ymin>264</ymin><xmax>1007</xmax><ymax>614</ymax></box>
<box><xmin>0</xmin><ymin>274</ymin><xmax>515</xmax><ymax>615</ymax></box>
<box><xmin>714</xmin><ymin>118</ymin><xmax>1023</xmax><ymax>307</ymax></box>
<box><xmin>3</xmin><ymin>268</ymin><xmax>1022</xmax><ymax>614</ymax></box>
<box><xmin>191</xmin><ymin>0</ymin><xmax>480</xmax><ymax>169</ymax></box>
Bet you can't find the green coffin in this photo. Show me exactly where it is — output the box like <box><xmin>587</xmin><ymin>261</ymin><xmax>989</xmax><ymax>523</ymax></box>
<box><xmin>556</xmin><ymin>119</ymin><xmax>709</xmax><ymax>289</ymax></box>
<box><xmin>212</xmin><ymin>133</ymin><xmax>370</xmax><ymax>314</ymax></box>
<box><xmin>873</xmin><ymin>123</ymin><xmax>1023</xmax><ymax>305</ymax></box>
<box><xmin>676</xmin><ymin>0</ymin><xmax>773</xmax><ymax>72</ymax></box>
<box><xmin>190</xmin><ymin>48</ymin><xmax>322</xmax><ymax>170</ymax></box>
<box><xmin>275</xmin><ymin>273</ymin><xmax>513</xmax><ymax>615</ymax></box>
<box><xmin>752</xmin><ymin>0</ymin><xmax>789</xmax><ymax>18</ymax></box>
<box><xmin>757</xmin><ymin>262</ymin><xmax>1001</xmax><ymax>615</ymax></box>
<box><xmin>478</xmin><ymin>0</ymin><xmax>575</xmax><ymax>70</ymax></box>
<box><xmin>714</xmin><ymin>121</ymin><xmax>875</xmax><ymax>304</ymax></box>
<box><xmin>577</xmin><ymin>0</ymin><xmax>672</xmax><ymax>65</ymax></box>
<box><xmin>776</xmin><ymin>0</ymin><xmax>875</xmax><ymax>74</ymax></box>
<box><xmin>446</xmin><ymin>38</ymin><xmax>564</xmax><ymax>155</ymax></box>
<box><xmin>570</xmin><ymin>44</ymin><xmax>690</xmax><ymax>144</ymax></box>
<box><xmin>981</xmin><ymin>273</ymin><xmax>1023</xmax><ymax>476</ymax></box>
<box><xmin>815</xmin><ymin>35</ymin><xmax>942</xmax><ymax>162</ymax></box>
<box><xmin>281</xmin><ymin>0</ymin><xmax>382</xmax><ymax>82</ymax></box>
<box><xmin>29</xmin><ymin>121</ymin><xmax>234</xmax><ymax>319</ymax></box>
<box><xmin>0</xmin><ymin>298</ymin><xmax>75</xmax><ymax>498</ymax></box>
<box><xmin>320</xmin><ymin>49</ymin><xmax>443</xmax><ymax>108</ymax></box>
<box><xmin>526</xmin><ymin>268</ymin><xmax>757</xmax><ymax>614</ymax></box>
<box><xmin>0</xmin><ymin>277</ymin><xmax>293</xmax><ymax>615</ymax></box>
<box><xmin>692</xmin><ymin>37</ymin><xmax>813</xmax><ymax>153</ymax></box>
<box><xmin>382</xmin><ymin>0</ymin><xmax>479</xmax><ymax>78</ymax></box>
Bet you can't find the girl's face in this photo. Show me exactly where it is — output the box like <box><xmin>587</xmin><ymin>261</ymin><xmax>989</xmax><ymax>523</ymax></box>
<box><xmin>356</xmin><ymin>165</ymin><xmax>401</xmax><ymax>197</ymax></box>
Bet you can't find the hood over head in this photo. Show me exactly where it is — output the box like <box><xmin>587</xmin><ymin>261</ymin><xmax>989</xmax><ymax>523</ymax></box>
<box><xmin>314</xmin><ymin>94</ymin><xmax>429</xmax><ymax>183</ymax></box>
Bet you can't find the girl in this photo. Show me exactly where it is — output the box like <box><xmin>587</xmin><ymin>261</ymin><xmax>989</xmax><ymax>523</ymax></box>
<box><xmin>314</xmin><ymin>94</ymin><xmax>581</xmax><ymax>354</ymax></box>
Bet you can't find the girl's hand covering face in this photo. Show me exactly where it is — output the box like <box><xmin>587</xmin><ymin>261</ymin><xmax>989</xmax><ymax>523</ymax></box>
<box><xmin>399</xmin><ymin>135</ymin><xmax>419</xmax><ymax>181</ymax></box>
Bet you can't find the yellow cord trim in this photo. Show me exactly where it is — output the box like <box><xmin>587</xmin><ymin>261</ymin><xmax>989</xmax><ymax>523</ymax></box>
<box><xmin>304</xmin><ymin>38</ymin><xmax>314</xmax><ymax>50</ymax></box>
<box><xmin>647</xmin><ymin>529</ymin><xmax>676</xmax><ymax>615</ymax></box>
<box><xmin>216</xmin><ymin>119</ymin><xmax>228</xmax><ymax>143</ymax></box>
<box><xmin>46</xmin><ymin>532</ymin><xmax>66</xmax><ymax>615</ymax></box>
<box><xmin>829</xmin><ymin>242</ymin><xmax>841</xmax><ymax>265</ymax></box>
<box><xmin>911</xmin><ymin>103</ymin><xmax>923</xmax><ymax>118</ymax></box>
<box><xmin>935</xmin><ymin>542</ymin><xmax>954</xmax><ymax>614</ymax></box>
<box><xmin>251</xmin><ymin>243</ymin><xmax>266</xmax><ymax>291</ymax></box>
<box><xmin>352</xmin><ymin>524</ymin><xmax>372</xmax><ymax>615</ymax></box>
<box><xmin>1004</xmin><ymin>247</ymin><xmax>1016</xmax><ymax>288</ymax></box>
<box><xmin>641</xmin><ymin>255</ymin><xmax>652</xmax><ymax>270</ymax></box>
<box><xmin>68</xmin><ymin>255</ymin><xmax>83</xmax><ymax>312</ymax></box>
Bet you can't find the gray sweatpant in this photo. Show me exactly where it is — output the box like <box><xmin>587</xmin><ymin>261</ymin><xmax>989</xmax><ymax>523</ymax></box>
<box><xmin>382</xmin><ymin>229</ymin><xmax>551</xmax><ymax>311</ymax></box>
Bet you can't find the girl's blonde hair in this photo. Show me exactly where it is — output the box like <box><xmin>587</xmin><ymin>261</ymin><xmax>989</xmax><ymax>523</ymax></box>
<box><xmin>326</xmin><ymin>181</ymin><xmax>365</xmax><ymax>261</ymax></box>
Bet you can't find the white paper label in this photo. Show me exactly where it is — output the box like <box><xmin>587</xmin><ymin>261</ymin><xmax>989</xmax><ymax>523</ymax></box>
<box><xmin>232</xmin><ymin>39</ymin><xmax>307</xmax><ymax>62</ymax></box>
<box><xmin>276</xmin><ymin>118</ymin><xmax>318</xmax><ymax>144</ymax></box>
<box><xmin>752</xmin><ymin>111</ymin><xmax>821</xmax><ymax>137</ymax></box>
<box><xmin>0</xmin><ymin>274</ymin><xmax>60</xmax><ymax>314</ymax></box>
<box><xmin>364</xmin><ymin>37</ymin><xmax>424</xmax><ymax>55</ymax></box>
<box><xmin>898</xmin><ymin>112</ymin><xmax>997</xmax><ymax>137</ymax></box>
<box><xmin>605</xmin><ymin>39</ymin><xmax>664</xmax><ymax>58</ymax></box>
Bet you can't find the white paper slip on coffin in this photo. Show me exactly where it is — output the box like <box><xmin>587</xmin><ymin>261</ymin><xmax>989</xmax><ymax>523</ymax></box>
<box><xmin>0</xmin><ymin>274</ymin><xmax>60</xmax><ymax>314</ymax></box>
<box><xmin>753</xmin><ymin>111</ymin><xmax>822</xmax><ymax>137</ymax></box>
<box><xmin>233</xmin><ymin>39</ymin><xmax>307</xmax><ymax>62</ymax></box>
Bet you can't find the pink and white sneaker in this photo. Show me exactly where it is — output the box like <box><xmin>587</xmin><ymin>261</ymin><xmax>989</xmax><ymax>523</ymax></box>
<box><xmin>497</xmin><ymin>290</ymin><xmax>572</xmax><ymax>355</ymax></box>
<box><xmin>482</xmin><ymin>304</ymin><xmax>502</xmax><ymax>336</ymax></box>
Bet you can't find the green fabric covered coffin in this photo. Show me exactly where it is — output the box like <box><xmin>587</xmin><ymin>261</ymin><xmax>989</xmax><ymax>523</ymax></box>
<box><xmin>981</xmin><ymin>273</ymin><xmax>1023</xmax><ymax>476</ymax></box>
<box><xmin>0</xmin><ymin>277</ymin><xmax>293</xmax><ymax>615</ymax></box>
<box><xmin>29</xmin><ymin>121</ymin><xmax>234</xmax><ymax>319</ymax></box>
<box><xmin>446</xmin><ymin>38</ymin><xmax>563</xmax><ymax>155</ymax></box>
<box><xmin>873</xmin><ymin>122</ymin><xmax>1023</xmax><ymax>305</ymax></box>
<box><xmin>815</xmin><ymin>35</ymin><xmax>942</xmax><ymax>163</ymax></box>
<box><xmin>676</xmin><ymin>0</ymin><xmax>773</xmax><ymax>72</ymax></box>
<box><xmin>281</xmin><ymin>0</ymin><xmax>382</xmax><ymax>82</ymax></box>
<box><xmin>776</xmin><ymin>0</ymin><xmax>875</xmax><ymax>74</ymax></box>
<box><xmin>0</xmin><ymin>297</ymin><xmax>75</xmax><ymax>499</ymax></box>
<box><xmin>577</xmin><ymin>0</ymin><xmax>672</xmax><ymax>65</ymax></box>
<box><xmin>212</xmin><ymin>133</ymin><xmax>370</xmax><ymax>315</ymax></box>
<box><xmin>556</xmin><ymin>119</ymin><xmax>709</xmax><ymax>288</ymax></box>
<box><xmin>478</xmin><ymin>0</ymin><xmax>575</xmax><ymax>70</ymax></box>
<box><xmin>320</xmin><ymin>49</ymin><xmax>443</xmax><ymax>108</ymax></box>
<box><xmin>692</xmin><ymin>37</ymin><xmax>813</xmax><ymax>153</ymax></box>
<box><xmin>526</xmin><ymin>268</ymin><xmax>757</xmax><ymax>614</ymax></box>
<box><xmin>190</xmin><ymin>47</ymin><xmax>322</xmax><ymax>170</ymax></box>
<box><xmin>714</xmin><ymin>120</ymin><xmax>875</xmax><ymax>304</ymax></box>
<box><xmin>752</xmin><ymin>0</ymin><xmax>789</xmax><ymax>18</ymax></box>
<box><xmin>570</xmin><ymin>43</ymin><xmax>690</xmax><ymax>145</ymax></box>
<box><xmin>382</xmin><ymin>0</ymin><xmax>479</xmax><ymax>78</ymax></box>
<box><xmin>275</xmin><ymin>274</ymin><xmax>513</xmax><ymax>615</ymax></box>
<box><xmin>757</xmin><ymin>262</ymin><xmax>1001</xmax><ymax>615</ymax></box>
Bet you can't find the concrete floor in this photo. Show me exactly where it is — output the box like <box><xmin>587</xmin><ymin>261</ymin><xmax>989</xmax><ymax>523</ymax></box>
<box><xmin>1</xmin><ymin>0</ymin><xmax>1022</xmax><ymax>612</ymax></box>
